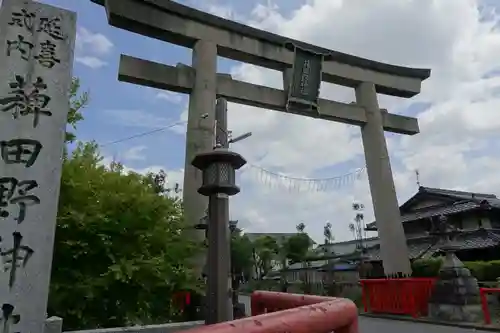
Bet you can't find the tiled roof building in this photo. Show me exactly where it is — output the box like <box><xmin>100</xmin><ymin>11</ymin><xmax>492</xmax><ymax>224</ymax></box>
<box><xmin>364</xmin><ymin>186</ymin><xmax>500</xmax><ymax>262</ymax></box>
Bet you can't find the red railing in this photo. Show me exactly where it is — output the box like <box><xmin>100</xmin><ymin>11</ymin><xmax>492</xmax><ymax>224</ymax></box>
<box><xmin>251</xmin><ymin>291</ymin><xmax>339</xmax><ymax>315</ymax></box>
<box><xmin>180</xmin><ymin>291</ymin><xmax>358</xmax><ymax>333</ymax></box>
<box><xmin>360</xmin><ymin>278</ymin><xmax>437</xmax><ymax>318</ymax></box>
<box><xmin>480</xmin><ymin>287</ymin><xmax>500</xmax><ymax>325</ymax></box>
<box><xmin>173</xmin><ymin>291</ymin><xmax>191</xmax><ymax>311</ymax></box>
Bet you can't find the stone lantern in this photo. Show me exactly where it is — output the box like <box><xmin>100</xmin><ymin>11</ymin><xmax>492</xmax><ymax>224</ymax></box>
<box><xmin>427</xmin><ymin>215</ymin><xmax>482</xmax><ymax>322</ymax></box>
<box><xmin>192</xmin><ymin>149</ymin><xmax>246</xmax><ymax>197</ymax></box>
<box><xmin>229</xmin><ymin>220</ymin><xmax>238</xmax><ymax>233</ymax></box>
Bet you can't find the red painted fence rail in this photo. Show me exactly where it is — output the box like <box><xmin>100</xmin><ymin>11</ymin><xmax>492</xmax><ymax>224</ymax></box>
<box><xmin>251</xmin><ymin>291</ymin><xmax>341</xmax><ymax>316</ymax></box>
<box><xmin>173</xmin><ymin>291</ymin><xmax>191</xmax><ymax>311</ymax></box>
<box><xmin>360</xmin><ymin>278</ymin><xmax>437</xmax><ymax>318</ymax></box>
<box><xmin>180</xmin><ymin>291</ymin><xmax>358</xmax><ymax>333</ymax></box>
<box><xmin>480</xmin><ymin>287</ymin><xmax>500</xmax><ymax>325</ymax></box>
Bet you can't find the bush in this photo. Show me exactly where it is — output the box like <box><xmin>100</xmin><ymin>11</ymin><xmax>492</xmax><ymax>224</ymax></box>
<box><xmin>50</xmin><ymin>143</ymin><xmax>201</xmax><ymax>330</ymax></box>
<box><xmin>412</xmin><ymin>257</ymin><xmax>500</xmax><ymax>281</ymax></box>
<box><xmin>411</xmin><ymin>258</ymin><xmax>443</xmax><ymax>277</ymax></box>
<box><xmin>482</xmin><ymin>260</ymin><xmax>500</xmax><ymax>281</ymax></box>
<box><xmin>239</xmin><ymin>279</ymin><xmax>281</xmax><ymax>294</ymax></box>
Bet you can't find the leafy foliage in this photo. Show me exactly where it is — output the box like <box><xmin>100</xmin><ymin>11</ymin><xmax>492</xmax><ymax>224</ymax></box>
<box><xmin>49</xmin><ymin>143</ymin><xmax>201</xmax><ymax>329</ymax></box>
<box><xmin>143</xmin><ymin>169</ymin><xmax>181</xmax><ymax>195</ymax></box>
<box><xmin>283</xmin><ymin>233</ymin><xmax>311</xmax><ymax>263</ymax></box>
<box><xmin>282</xmin><ymin>224</ymin><xmax>312</xmax><ymax>264</ymax></box>
<box><xmin>412</xmin><ymin>257</ymin><xmax>500</xmax><ymax>281</ymax></box>
<box><xmin>323</xmin><ymin>222</ymin><xmax>333</xmax><ymax>245</ymax></box>
<box><xmin>243</xmin><ymin>227</ymin><xmax>315</xmax><ymax>282</ymax></box>
<box><xmin>231</xmin><ymin>229</ymin><xmax>254</xmax><ymax>279</ymax></box>
<box><xmin>253</xmin><ymin>236</ymin><xmax>279</xmax><ymax>278</ymax></box>
<box><xmin>66</xmin><ymin>77</ymin><xmax>88</xmax><ymax>144</ymax></box>
<box><xmin>48</xmin><ymin>78</ymin><xmax>201</xmax><ymax>330</ymax></box>
<box><xmin>230</xmin><ymin>228</ymin><xmax>254</xmax><ymax>281</ymax></box>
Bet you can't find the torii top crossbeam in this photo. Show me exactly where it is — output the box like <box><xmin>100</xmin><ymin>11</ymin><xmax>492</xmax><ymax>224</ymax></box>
<box><xmin>91</xmin><ymin>0</ymin><xmax>429</xmax><ymax>98</ymax></box>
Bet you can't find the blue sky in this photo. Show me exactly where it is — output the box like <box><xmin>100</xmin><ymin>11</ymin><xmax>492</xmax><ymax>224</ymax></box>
<box><xmin>30</xmin><ymin>0</ymin><xmax>500</xmax><ymax>242</ymax></box>
<box><xmin>39</xmin><ymin>0</ymin><xmax>197</xmax><ymax>171</ymax></box>
<box><xmin>38</xmin><ymin>0</ymin><xmax>316</xmax><ymax>173</ymax></box>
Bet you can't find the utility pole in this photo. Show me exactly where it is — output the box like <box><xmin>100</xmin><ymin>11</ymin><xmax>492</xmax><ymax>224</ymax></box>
<box><xmin>194</xmin><ymin>98</ymin><xmax>252</xmax><ymax>324</ymax></box>
<box><xmin>205</xmin><ymin>98</ymin><xmax>233</xmax><ymax>323</ymax></box>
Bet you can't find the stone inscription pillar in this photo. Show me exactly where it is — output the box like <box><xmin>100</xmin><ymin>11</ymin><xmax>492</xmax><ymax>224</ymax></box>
<box><xmin>183</xmin><ymin>40</ymin><xmax>217</xmax><ymax>275</ymax></box>
<box><xmin>0</xmin><ymin>1</ymin><xmax>76</xmax><ymax>332</ymax></box>
<box><xmin>356</xmin><ymin>82</ymin><xmax>412</xmax><ymax>275</ymax></box>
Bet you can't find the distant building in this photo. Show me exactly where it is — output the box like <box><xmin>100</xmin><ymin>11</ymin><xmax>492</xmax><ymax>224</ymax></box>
<box><xmin>245</xmin><ymin>232</ymin><xmax>315</xmax><ymax>245</ymax></box>
<box><xmin>364</xmin><ymin>186</ymin><xmax>500</xmax><ymax>262</ymax></box>
<box><xmin>316</xmin><ymin>236</ymin><xmax>380</xmax><ymax>257</ymax></box>
<box><xmin>287</xmin><ymin>186</ymin><xmax>500</xmax><ymax>282</ymax></box>
<box><xmin>251</xmin><ymin>186</ymin><xmax>500</xmax><ymax>283</ymax></box>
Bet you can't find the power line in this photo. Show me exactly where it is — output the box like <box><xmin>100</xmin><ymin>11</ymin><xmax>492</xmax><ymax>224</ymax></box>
<box><xmin>101</xmin><ymin>120</ymin><xmax>186</xmax><ymax>147</ymax></box>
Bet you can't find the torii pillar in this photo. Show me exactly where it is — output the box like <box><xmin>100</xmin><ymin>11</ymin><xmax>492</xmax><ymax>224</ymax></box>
<box><xmin>183</xmin><ymin>40</ymin><xmax>217</xmax><ymax>276</ymax></box>
<box><xmin>356</xmin><ymin>82</ymin><xmax>411</xmax><ymax>274</ymax></box>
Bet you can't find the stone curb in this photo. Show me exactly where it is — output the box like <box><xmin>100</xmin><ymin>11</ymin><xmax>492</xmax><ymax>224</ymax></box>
<box><xmin>359</xmin><ymin>313</ymin><xmax>499</xmax><ymax>331</ymax></box>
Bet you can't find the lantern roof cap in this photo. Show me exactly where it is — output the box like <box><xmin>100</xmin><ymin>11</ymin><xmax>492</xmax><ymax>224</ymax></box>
<box><xmin>191</xmin><ymin>148</ymin><xmax>247</xmax><ymax>170</ymax></box>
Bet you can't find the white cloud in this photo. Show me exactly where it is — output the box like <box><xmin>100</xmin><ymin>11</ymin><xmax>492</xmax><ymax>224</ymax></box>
<box><xmin>75</xmin><ymin>56</ymin><xmax>107</xmax><ymax>69</ymax></box>
<box><xmin>75</xmin><ymin>27</ymin><xmax>114</xmax><ymax>69</ymax></box>
<box><xmin>121</xmin><ymin>0</ymin><xmax>500</xmax><ymax>244</ymax></box>
<box><xmin>121</xmin><ymin>146</ymin><xmax>147</xmax><ymax>161</ymax></box>
<box><xmin>156</xmin><ymin>92</ymin><xmax>183</xmax><ymax>104</ymax></box>
<box><xmin>208</xmin><ymin>4</ymin><xmax>235</xmax><ymax>19</ymax></box>
<box><xmin>76</xmin><ymin>27</ymin><xmax>114</xmax><ymax>55</ymax></box>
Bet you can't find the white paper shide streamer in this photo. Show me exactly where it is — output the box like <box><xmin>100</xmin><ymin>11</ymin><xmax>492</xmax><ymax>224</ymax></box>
<box><xmin>241</xmin><ymin>164</ymin><xmax>366</xmax><ymax>192</ymax></box>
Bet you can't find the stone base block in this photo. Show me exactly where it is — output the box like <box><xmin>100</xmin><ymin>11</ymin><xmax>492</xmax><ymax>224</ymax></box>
<box><xmin>428</xmin><ymin>303</ymin><xmax>483</xmax><ymax>323</ymax></box>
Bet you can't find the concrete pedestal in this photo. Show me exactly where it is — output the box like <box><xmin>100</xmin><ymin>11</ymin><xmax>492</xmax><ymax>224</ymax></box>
<box><xmin>428</xmin><ymin>251</ymin><xmax>482</xmax><ymax>323</ymax></box>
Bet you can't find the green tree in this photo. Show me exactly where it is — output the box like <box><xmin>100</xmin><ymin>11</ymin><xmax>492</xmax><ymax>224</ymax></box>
<box><xmin>277</xmin><ymin>236</ymin><xmax>290</xmax><ymax>291</ymax></box>
<box><xmin>284</xmin><ymin>224</ymin><xmax>313</xmax><ymax>292</ymax></box>
<box><xmin>323</xmin><ymin>222</ymin><xmax>333</xmax><ymax>246</ymax></box>
<box><xmin>322</xmin><ymin>222</ymin><xmax>335</xmax><ymax>285</ymax></box>
<box><xmin>253</xmin><ymin>236</ymin><xmax>279</xmax><ymax>279</ymax></box>
<box><xmin>49</xmin><ymin>78</ymin><xmax>201</xmax><ymax>329</ymax></box>
<box><xmin>143</xmin><ymin>169</ymin><xmax>181</xmax><ymax>196</ymax></box>
<box><xmin>283</xmin><ymin>224</ymin><xmax>312</xmax><ymax>264</ymax></box>
<box><xmin>49</xmin><ymin>143</ymin><xmax>201</xmax><ymax>329</ymax></box>
<box><xmin>66</xmin><ymin>77</ymin><xmax>89</xmax><ymax>144</ymax></box>
<box><xmin>230</xmin><ymin>228</ymin><xmax>254</xmax><ymax>282</ymax></box>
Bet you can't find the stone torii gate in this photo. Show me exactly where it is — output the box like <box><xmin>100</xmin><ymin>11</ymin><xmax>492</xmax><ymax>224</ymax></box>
<box><xmin>91</xmin><ymin>0</ymin><xmax>431</xmax><ymax>276</ymax></box>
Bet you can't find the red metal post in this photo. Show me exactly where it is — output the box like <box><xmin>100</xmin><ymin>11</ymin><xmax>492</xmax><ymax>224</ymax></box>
<box><xmin>480</xmin><ymin>288</ymin><xmax>491</xmax><ymax>325</ymax></box>
<box><xmin>361</xmin><ymin>281</ymin><xmax>368</xmax><ymax>313</ymax></box>
<box><xmin>480</xmin><ymin>287</ymin><xmax>500</xmax><ymax>325</ymax></box>
<box><xmin>173</xmin><ymin>291</ymin><xmax>191</xmax><ymax>311</ymax></box>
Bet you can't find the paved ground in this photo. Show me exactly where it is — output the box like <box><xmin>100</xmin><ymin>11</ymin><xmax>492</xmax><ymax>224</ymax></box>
<box><xmin>238</xmin><ymin>295</ymin><xmax>491</xmax><ymax>332</ymax></box>
<box><xmin>358</xmin><ymin>317</ymin><xmax>488</xmax><ymax>332</ymax></box>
